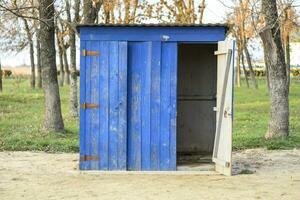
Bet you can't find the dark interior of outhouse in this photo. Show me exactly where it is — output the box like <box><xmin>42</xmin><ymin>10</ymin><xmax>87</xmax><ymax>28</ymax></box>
<box><xmin>177</xmin><ymin>43</ymin><xmax>218</xmax><ymax>171</ymax></box>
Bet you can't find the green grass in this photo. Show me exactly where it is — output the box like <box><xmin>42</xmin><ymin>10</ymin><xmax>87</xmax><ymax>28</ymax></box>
<box><xmin>233</xmin><ymin>78</ymin><xmax>300</xmax><ymax>150</ymax></box>
<box><xmin>0</xmin><ymin>78</ymin><xmax>78</xmax><ymax>152</ymax></box>
<box><xmin>0</xmin><ymin>77</ymin><xmax>299</xmax><ymax>152</ymax></box>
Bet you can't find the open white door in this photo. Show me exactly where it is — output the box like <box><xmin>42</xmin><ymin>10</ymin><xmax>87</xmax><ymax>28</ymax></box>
<box><xmin>213</xmin><ymin>40</ymin><xmax>234</xmax><ymax>176</ymax></box>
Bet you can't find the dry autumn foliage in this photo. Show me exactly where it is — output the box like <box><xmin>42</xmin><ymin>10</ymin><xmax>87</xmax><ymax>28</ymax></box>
<box><xmin>228</xmin><ymin>0</ymin><xmax>260</xmax><ymax>89</ymax></box>
<box><xmin>85</xmin><ymin>0</ymin><xmax>206</xmax><ymax>24</ymax></box>
<box><xmin>278</xmin><ymin>0</ymin><xmax>298</xmax><ymax>45</ymax></box>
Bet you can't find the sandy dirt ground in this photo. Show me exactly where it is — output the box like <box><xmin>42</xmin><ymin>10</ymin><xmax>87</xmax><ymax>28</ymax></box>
<box><xmin>0</xmin><ymin>149</ymin><xmax>300</xmax><ymax>200</ymax></box>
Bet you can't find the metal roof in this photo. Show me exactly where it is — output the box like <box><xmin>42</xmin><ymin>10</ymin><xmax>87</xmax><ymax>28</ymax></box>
<box><xmin>77</xmin><ymin>23</ymin><xmax>228</xmax><ymax>28</ymax></box>
<box><xmin>77</xmin><ymin>23</ymin><xmax>230</xmax><ymax>35</ymax></box>
<box><xmin>77</xmin><ymin>23</ymin><xmax>229</xmax><ymax>40</ymax></box>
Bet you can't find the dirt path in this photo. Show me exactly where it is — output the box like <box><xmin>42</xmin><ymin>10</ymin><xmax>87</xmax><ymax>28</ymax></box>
<box><xmin>0</xmin><ymin>149</ymin><xmax>300</xmax><ymax>200</ymax></box>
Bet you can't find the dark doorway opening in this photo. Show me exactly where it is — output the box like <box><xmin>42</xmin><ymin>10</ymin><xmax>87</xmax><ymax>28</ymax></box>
<box><xmin>177</xmin><ymin>43</ymin><xmax>218</xmax><ymax>171</ymax></box>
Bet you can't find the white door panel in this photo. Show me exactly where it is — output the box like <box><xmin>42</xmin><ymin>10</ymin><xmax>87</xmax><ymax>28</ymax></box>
<box><xmin>213</xmin><ymin>40</ymin><xmax>234</xmax><ymax>176</ymax></box>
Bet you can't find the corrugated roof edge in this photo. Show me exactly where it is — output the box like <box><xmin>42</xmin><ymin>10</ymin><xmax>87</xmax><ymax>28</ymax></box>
<box><xmin>76</xmin><ymin>23</ymin><xmax>230</xmax><ymax>33</ymax></box>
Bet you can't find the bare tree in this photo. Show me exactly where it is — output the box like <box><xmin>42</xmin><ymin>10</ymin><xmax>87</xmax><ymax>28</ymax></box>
<box><xmin>228</xmin><ymin>0</ymin><xmax>258</xmax><ymax>89</ymax></box>
<box><xmin>66</xmin><ymin>0</ymin><xmax>80</xmax><ymax>117</ymax></box>
<box><xmin>62</xmin><ymin>40</ymin><xmax>70</xmax><ymax>85</ymax></box>
<box><xmin>83</xmin><ymin>0</ymin><xmax>102</xmax><ymax>23</ymax></box>
<box><xmin>244</xmin><ymin>39</ymin><xmax>258</xmax><ymax>89</ymax></box>
<box><xmin>55</xmin><ymin>21</ymin><xmax>64</xmax><ymax>86</ymax></box>
<box><xmin>157</xmin><ymin>0</ymin><xmax>206</xmax><ymax>24</ymax></box>
<box><xmin>235</xmin><ymin>38</ymin><xmax>242</xmax><ymax>87</ymax></box>
<box><xmin>57</xmin><ymin>20</ymin><xmax>70</xmax><ymax>85</ymax></box>
<box><xmin>260</xmin><ymin>0</ymin><xmax>289</xmax><ymax>139</ymax></box>
<box><xmin>241</xmin><ymin>52</ymin><xmax>250</xmax><ymax>88</ymax></box>
<box><xmin>39</xmin><ymin>0</ymin><xmax>64</xmax><ymax>131</ymax></box>
<box><xmin>82</xmin><ymin>0</ymin><xmax>151</xmax><ymax>25</ymax></box>
<box><xmin>278</xmin><ymin>1</ymin><xmax>298</xmax><ymax>90</ymax></box>
<box><xmin>0</xmin><ymin>0</ymin><xmax>37</xmax><ymax>88</ymax></box>
<box><xmin>54</xmin><ymin>8</ymin><xmax>70</xmax><ymax>86</ymax></box>
<box><xmin>22</xmin><ymin>18</ymin><xmax>35</xmax><ymax>88</ymax></box>
<box><xmin>199</xmin><ymin>0</ymin><xmax>206</xmax><ymax>24</ymax></box>
<box><xmin>36</xmin><ymin>28</ymin><xmax>42</xmax><ymax>88</ymax></box>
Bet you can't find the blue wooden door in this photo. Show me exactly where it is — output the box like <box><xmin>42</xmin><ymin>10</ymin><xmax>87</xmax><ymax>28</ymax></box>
<box><xmin>80</xmin><ymin>41</ymin><xmax>128</xmax><ymax>170</ymax></box>
<box><xmin>127</xmin><ymin>42</ymin><xmax>177</xmax><ymax>171</ymax></box>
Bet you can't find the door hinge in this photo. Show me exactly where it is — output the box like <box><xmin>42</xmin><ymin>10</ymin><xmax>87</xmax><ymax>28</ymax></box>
<box><xmin>225</xmin><ymin>162</ymin><xmax>231</xmax><ymax>168</ymax></box>
<box><xmin>82</xmin><ymin>49</ymin><xmax>100</xmax><ymax>56</ymax></box>
<box><xmin>80</xmin><ymin>155</ymin><xmax>99</xmax><ymax>161</ymax></box>
<box><xmin>81</xmin><ymin>103</ymin><xmax>99</xmax><ymax>110</ymax></box>
<box><xmin>224</xmin><ymin>108</ymin><xmax>232</xmax><ymax>118</ymax></box>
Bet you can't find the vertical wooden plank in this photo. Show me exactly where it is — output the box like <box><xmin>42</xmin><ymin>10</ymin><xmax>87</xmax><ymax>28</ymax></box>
<box><xmin>169</xmin><ymin>42</ymin><xmax>178</xmax><ymax>170</ymax></box>
<box><xmin>150</xmin><ymin>41</ymin><xmax>161</xmax><ymax>170</ymax></box>
<box><xmin>118</xmin><ymin>41</ymin><xmax>128</xmax><ymax>170</ymax></box>
<box><xmin>99</xmin><ymin>41</ymin><xmax>109</xmax><ymax>170</ymax></box>
<box><xmin>90</xmin><ymin>41</ymin><xmax>100</xmax><ymax>170</ymax></box>
<box><xmin>108</xmin><ymin>42</ymin><xmax>119</xmax><ymax>170</ymax></box>
<box><xmin>160</xmin><ymin>42</ymin><xmax>171</xmax><ymax>170</ymax></box>
<box><xmin>127</xmin><ymin>43</ymin><xmax>133</xmax><ymax>170</ymax></box>
<box><xmin>141</xmin><ymin>42</ymin><xmax>152</xmax><ymax>170</ymax></box>
<box><xmin>85</xmin><ymin>41</ymin><xmax>92</xmax><ymax>170</ymax></box>
<box><xmin>127</xmin><ymin>42</ymin><xmax>142</xmax><ymax>170</ymax></box>
<box><xmin>79</xmin><ymin>40</ymin><xmax>87</xmax><ymax>170</ymax></box>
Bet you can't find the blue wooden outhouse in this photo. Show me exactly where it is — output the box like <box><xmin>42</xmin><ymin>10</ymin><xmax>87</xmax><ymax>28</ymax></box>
<box><xmin>78</xmin><ymin>24</ymin><xmax>234</xmax><ymax>175</ymax></box>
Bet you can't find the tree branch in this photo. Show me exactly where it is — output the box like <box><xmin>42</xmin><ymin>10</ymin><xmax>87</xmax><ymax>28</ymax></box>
<box><xmin>0</xmin><ymin>3</ymin><xmax>48</xmax><ymax>26</ymax></box>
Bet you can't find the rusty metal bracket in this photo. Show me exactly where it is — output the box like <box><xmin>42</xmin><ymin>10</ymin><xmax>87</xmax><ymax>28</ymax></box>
<box><xmin>80</xmin><ymin>155</ymin><xmax>99</xmax><ymax>161</ymax></box>
<box><xmin>82</xmin><ymin>49</ymin><xmax>100</xmax><ymax>56</ymax></box>
<box><xmin>81</xmin><ymin>103</ymin><xmax>99</xmax><ymax>110</ymax></box>
<box><xmin>225</xmin><ymin>162</ymin><xmax>231</xmax><ymax>168</ymax></box>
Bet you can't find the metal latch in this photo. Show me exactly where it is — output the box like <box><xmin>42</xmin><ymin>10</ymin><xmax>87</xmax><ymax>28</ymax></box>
<box><xmin>81</xmin><ymin>103</ymin><xmax>99</xmax><ymax>109</ymax></box>
<box><xmin>161</xmin><ymin>35</ymin><xmax>170</xmax><ymax>41</ymax></box>
<box><xmin>224</xmin><ymin>108</ymin><xmax>232</xmax><ymax>118</ymax></box>
<box><xmin>82</xmin><ymin>49</ymin><xmax>100</xmax><ymax>56</ymax></box>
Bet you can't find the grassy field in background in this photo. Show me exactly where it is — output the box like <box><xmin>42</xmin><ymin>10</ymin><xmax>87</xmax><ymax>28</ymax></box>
<box><xmin>0</xmin><ymin>79</ymin><xmax>78</xmax><ymax>152</ymax></box>
<box><xmin>234</xmin><ymin>78</ymin><xmax>300</xmax><ymax>150</ymax></box>
<box><xmin>0</xmin><ymin>77</ymin><xmax>299</xmax><ymax>152</ymax></box>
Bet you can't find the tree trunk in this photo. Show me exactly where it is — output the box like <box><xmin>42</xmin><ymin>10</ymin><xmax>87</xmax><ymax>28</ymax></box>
<box><xmin>260</xmin><ymin>0</ymin><xmax>289</xmax><ymax>139</ymax></box>
<box><xmin>285</xmin><ymin>35</ymin><xmax>290</xmax><ymax>92</ymax></box>
<box><xmin>66</xmin><ymin>0</ymin><xmax>79</xmax><ymax>117</ymax></box>
<box><xmin>199</xmin><ymin>0</ymin><xmax>205</xmax><ymax>24</ymax></box>
<box><xmin>23</xmin><ymin>18</ymin><xmax>35</xmax><ymax>88</ymax></box>
<box><xmin>284</xmin><ymin>6</ymin><xmax>291</xmax><ymax>92</ymax></box>
<box><xmin>58</xmin><ymin>42</ymin><xmax>64</xmax><ymax>86</ymax></box>
<box><xmin>0</xmin><ymin>61</ymin><xmax>2</xmax><ymax>92</ymax></box>
<box><xmin>244</xmin><ymin>40</ymin><xmax>258</xmax><ymax>89</ymax></box>
<box><xmin>241</xmin><ymin>52</ymin><xmax>249</xmax><ymax>88</ymax></box>
<box><xmin>264</xmin><ymin>52</ymin><xmax>270</xmax><ymax>91</ymax></box>
<box><xmin>39</xmin><ymin>0</ymin><xmax>64</xmax><ymax>131</ymax></box>
<box><xmin>236</xmin><ymin>45</ymin><xmax>241</xmax><ymax>87</ymax></box>
<box><xmin>29</xmin><ymin>38</ymin><xmax>35</xmax><ymax>88</ymax></box>
<box><xmin>36</xmin><ymin>30</ymin><xmax>42</xmax><ymax>88</ymax></box>
<box><xmin>130</xmin><ymin>0</ymin><xmax>139</xmax><ymax>23</ymax></box>
<box><xmin>56</xmin><ymin>27</ymin><xmax>64</xmax><ymax>86</ymax></box>
<box><xmin>83</xmin><ymin>0</ymin><xmax>102</xmax><ymax>24</ymax></box>
<box><xmin>124</xmin><ymin>0</ymin><xmax>130</xmax><ymax>24</ymax></box>
<box><xmin>63</xmin><ymin>48</ymin><xmax>70</xmax><ymax>85</ymax></box>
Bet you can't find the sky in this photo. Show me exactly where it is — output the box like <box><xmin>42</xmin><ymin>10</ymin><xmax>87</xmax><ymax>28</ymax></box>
<box><xmin>0</xmin><ymin>0</ymin><xmax>299</xmax><ymax>67</ymax></box>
